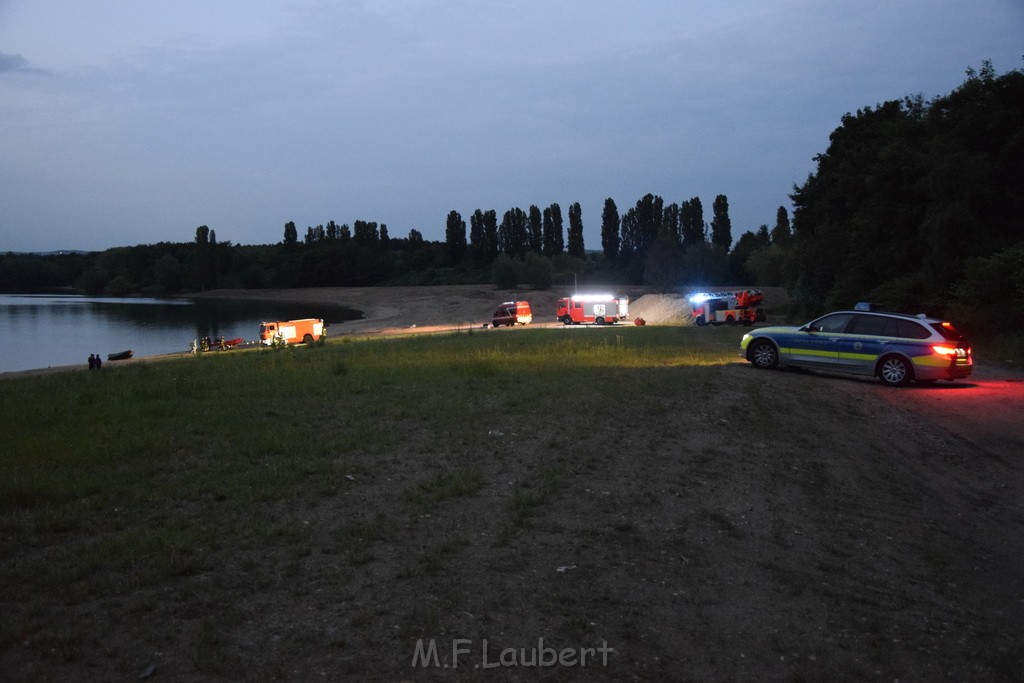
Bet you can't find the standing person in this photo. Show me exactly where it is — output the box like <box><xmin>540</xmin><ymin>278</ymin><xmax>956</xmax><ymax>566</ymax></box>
<box><xmin>88</xmin><ymin>354</ymin><xmax>96</xmax><ymax>370</ymax></box>
<box><xmin>95</xmin><ymin>354</ymin><xmax>102</xmax><ymax>370</ymax></box>
<box><xmin>190</xmin><ymin>340</ymin><xmax>197</xmax><ymax>355</ymax></box>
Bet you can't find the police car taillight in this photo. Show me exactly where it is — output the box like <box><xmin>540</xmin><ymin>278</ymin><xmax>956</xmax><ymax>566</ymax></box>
<box><xmin>932</xmin><ymin>345</ymin><xmax>958</xmax><ymax>356</ymax></box>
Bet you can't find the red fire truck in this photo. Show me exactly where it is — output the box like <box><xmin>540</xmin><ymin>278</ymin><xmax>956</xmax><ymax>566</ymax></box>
<box><xmin>557</xmin><ymin>294</ymin><xmax>629</xmax><ymax>325</ymax></box>
<box><xmin>688</xmin><ymin>290</ymin><xmax>765</xmax><ymax>326</ymax></box>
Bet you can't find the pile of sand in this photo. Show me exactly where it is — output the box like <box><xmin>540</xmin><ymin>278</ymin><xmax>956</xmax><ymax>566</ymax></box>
<box><xmin>628</xmin><ymin>293</ymin><xmax>694</xmax><ymax>325</ymax></box>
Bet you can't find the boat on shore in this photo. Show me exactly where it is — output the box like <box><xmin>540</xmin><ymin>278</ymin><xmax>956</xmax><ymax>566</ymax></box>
<box><xmin>107</xmin><ymin>350</ymin><xmax>133</xmax><ymax>361</ymax></box>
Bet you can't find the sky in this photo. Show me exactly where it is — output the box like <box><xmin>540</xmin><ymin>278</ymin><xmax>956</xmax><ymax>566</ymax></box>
<box><xmin>1</xmin><ymin>1</ymin><xmax>1021</xmax><ymax>253</ymax></box>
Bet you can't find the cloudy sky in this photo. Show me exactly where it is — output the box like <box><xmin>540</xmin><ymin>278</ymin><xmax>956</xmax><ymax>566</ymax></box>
<box><xmin>1</xmin><ymin>1</ymin><xmax>1021</xmax><ymax>253</ymax></box>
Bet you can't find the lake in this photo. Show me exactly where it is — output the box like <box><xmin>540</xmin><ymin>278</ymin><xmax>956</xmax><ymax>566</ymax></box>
<box><xmin>0</xmin><ymin>294</ymin><xmax>362</xmax><ymax>374</ymax></box>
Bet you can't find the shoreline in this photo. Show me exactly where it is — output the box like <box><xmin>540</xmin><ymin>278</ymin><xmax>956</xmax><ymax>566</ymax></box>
<box><xmin>2</xmin><ymin>284</ymin><xmax>799</xmax><ymax>379</ymax></box>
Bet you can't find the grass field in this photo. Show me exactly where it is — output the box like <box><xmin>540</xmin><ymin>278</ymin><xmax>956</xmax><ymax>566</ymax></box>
<box><xmin>2</xmin><ymin>325</ymin><xmax>1021</xmax><ymax>680</ymax></box>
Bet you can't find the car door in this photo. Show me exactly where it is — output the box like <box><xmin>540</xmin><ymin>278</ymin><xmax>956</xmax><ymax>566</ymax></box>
<box><xmin>782</xmin><ymin>313</ymin><xmax>852</xmax><ymax>368</ymax></box>
<box><xmin>837</xmin><ymin>314</ymin><xmax>898</xmax><ymax>375</ymax></box>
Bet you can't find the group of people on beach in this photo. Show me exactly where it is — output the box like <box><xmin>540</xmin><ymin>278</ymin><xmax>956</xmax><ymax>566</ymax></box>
<box><xmin>87</xmin><ymin>354</ymin><xmax>102</xmax><ymax>370</ymax></box>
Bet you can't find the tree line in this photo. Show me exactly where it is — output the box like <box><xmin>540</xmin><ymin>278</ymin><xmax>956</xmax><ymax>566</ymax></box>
<box><xmin>3</xmin><ymin>61</ymin><xmax>1020</xmax><ymax>335</ymax></box>
<box><xmin>0</xmin><ymin>190</ymin><xmax>758</xmax><ymax>295</ymax></box>
<box><xmin>752</xmin><ymin>60</ymin><xmax>1024</xmax><ymax>333</ymax></box>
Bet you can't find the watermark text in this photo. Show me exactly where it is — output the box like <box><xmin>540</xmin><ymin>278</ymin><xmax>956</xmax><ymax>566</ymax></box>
<box><xmin>412</xmin><ymin>638</ymin><xmax>613</xmax><ymax>669</ymax></box>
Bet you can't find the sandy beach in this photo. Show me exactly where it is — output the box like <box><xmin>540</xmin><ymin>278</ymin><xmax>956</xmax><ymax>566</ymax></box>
<box><xmin>191</xmin><ymin>283</ymin><xmax>790</xmax><ymax>333</ymax></box>
<box><xmin>1</xmin><ymin>284</ymin><xmax>789</xmax><ymax>379</ymax></box>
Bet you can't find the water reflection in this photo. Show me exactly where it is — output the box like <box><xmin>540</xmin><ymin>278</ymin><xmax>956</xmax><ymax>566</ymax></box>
<box><xmin>0</xmin><ymin>295</ymin><xmax>362</xmax><ymax>373</ymax></box>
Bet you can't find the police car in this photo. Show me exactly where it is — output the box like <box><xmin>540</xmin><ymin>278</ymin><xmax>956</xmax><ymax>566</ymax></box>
<box><xmin>739</xmin><ymin>304</ymin><xmax>973</xmax><ymax>386</ymax></box>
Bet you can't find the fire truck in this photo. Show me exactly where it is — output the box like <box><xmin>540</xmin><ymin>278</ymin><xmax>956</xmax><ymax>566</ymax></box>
<box><xmin>259</xmin><ymin>318</ymin><xmax>325</xmax><ymax>345</ymax></box>
<box><xmin>557</xmin><ymin>294</ymin><xmax>629</xmax><ymax>325</ymax></box>
<box><xmin>688</xmin><ymin>290</ymin><xmax>765</xmax><ymax>327</ymax></box>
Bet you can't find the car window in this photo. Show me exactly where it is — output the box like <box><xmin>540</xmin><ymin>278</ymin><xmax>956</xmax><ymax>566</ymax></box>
<box><xmin>929</xmin><ymin>322</ymin><xmax>964</xmax><ymax>341</ymax></box>
<box><xmin>896</xmin><ymin>319</ymin><xmax>931</xmax><ymax>339</ymax></box>
<box><xmin>847</xmin><ymin>314</ymin><xmax>898</xmax><ymax>336</ymax></box>
<box><xmin>810</xmin><ymin>313</ymin><xmax>853</xmax><ymax>333</ymax></box>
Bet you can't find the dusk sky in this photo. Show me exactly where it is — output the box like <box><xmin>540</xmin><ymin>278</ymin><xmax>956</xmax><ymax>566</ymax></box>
<box><xmin>1</xmin><ymin>1</ymin><xmax>1021</xmax><ymax>253</ymax></box>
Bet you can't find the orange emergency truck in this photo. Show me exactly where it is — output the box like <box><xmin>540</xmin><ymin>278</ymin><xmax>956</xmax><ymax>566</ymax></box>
<box><xmin>259</xmin><ymin>318</ymin><xmax>325</xmax><ymax>345</ymax></box>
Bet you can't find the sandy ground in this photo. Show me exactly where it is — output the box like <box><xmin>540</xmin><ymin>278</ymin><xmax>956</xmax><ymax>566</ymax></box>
<box><xmin>193</xmin><ymin>284</ymin><xmax>791</xmax><ymax>334</ymax></box>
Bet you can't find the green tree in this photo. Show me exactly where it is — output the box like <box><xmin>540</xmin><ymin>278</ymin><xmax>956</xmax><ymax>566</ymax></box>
<box><xmin>491</xmin><ymin>254</ymin><xmax>518</xmax><ymax>289</ymax></box>
<box><xmin>553</xmin><ymin>204</ymin><xmax>565</xmax><ymax>255</ymax></box>
<box><xmin>567</xmin><ymin>202</ymin><xmax>585</xmax><ymax>257</ymax></box>
<box><xmin>483</xmin><ymin>210</ymin><xmax>499</xmax><ymax>261</ymax></box>
<box><xmin>644</xmin><ymin>232</ymin><xmax>684</xmax><ymax>288</ymax></box>
<box><xmin>682</xmin><ymin>242</ymin><xmax>729</xmax><ymax>286</ymax></box>
<box><xmin>499</xmin><ymin>208</ymin><xmax>529</xmax><ymax>257</ymax></box>
<box><xmin>710</xmin><ymin>194</ymin><xmax>732</xmax><ymax>250</ymax></box>
<box><xmin>728</xmin><ymin>231</ymin><xmax>764</xmax><ymax>283</ymax></box>
<box><xmin>601</xmin><ymin>198</ymin><xmax>620</xmax><ymax>260</ymax></box>
<box><xmin>680</xmin><ymin>197</ymin><xmax>705</xmax><ymax>249</ymax></box>
<box><xmin>951</xmin><ymin>241</ymin><xmax>1024</xmax><ymax>333</ymax></box>
<box><xmin>528</xmin><ymin>205</ymin><xmax>543</xmax><ymax>253</ymax></box>
<box><xmin>662</xmin><ymin>203</ymin><xmax>681</xmax><ymax>244</ymax></box>
<box><xmin>543</xmin><ymin>203</ymin><xmax>564</xmax><ymax>255</ymax></box>
<box><xmin>283</xmin><ymin>221</ymin><xmax>298</xmax><ymax>247</ymax></box>
<box><xmin>154</xmin><ymin>253</ymin><xmax>183</xmax><ymax>292</ymax></box>
<box><xmin>193</xmin><ymin>225</ymin><xmax>215</xmax><ymax>290</ymax></box>
<box><xmin>445</xmin><ymin>210</ymin><xmax>467</xmax><ymax>263</ymax></box>
<box><xmin>353</xmin><ymin>221</ymin><xmax>379</xmax><ymax>244</ymax></box>
<box><xmin>523</xmin><ymin>252</ymin><xmax>554</xmax><ymax>289</ymax></box>
<box><xmin>786</xmin><ymin>63</ymin><xmax>1024</xmax><ymax>313</ymax></box>
<box><xmin>470</xmin><ymin>210</ymin><xmax>487</xmax><ymax>265</ymax></box>
<box><xmin>770</xmin><ymin>206</ymin><xmax>791</xmax><ymax>245</ymax></box>
<box><xmin>624</xmin><ymin>194</ymin><xmax>662</xmax><ymax>260</ymax></box>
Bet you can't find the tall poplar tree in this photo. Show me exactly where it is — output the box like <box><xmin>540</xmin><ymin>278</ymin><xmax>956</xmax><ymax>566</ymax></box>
<box><xmin>483</xmin><ymin>210</ymin><xmax>499</xmax><ymax>261</ymax></box>
<box><xmin>283</xmin><ymin>221</ymin><xmax>298</xmax><ymax>247</ymax></box>
<box><xmin>710</xmin><ymin>194</ymin><xmax>732</xmax><ymax>250</ymax></box>
<box><xmin>528</xmin><ymin>205</ymin><xmax>543</xmax><ymax>253</ymax></box>
<box><xmin>662</xmin><ymin>203</ymin><xmax>681</xmax><ymax>244</ymax></box>
<box><xmin>680</xmin><ymin>197</ymin><xmax>705</xmax><ymax>248</ymax></box>
<box><xmin>499</xmin><ymin>208</ymin><xmax>529</xmax><ymax>257</ymax></box>
<box><xmin>547</xmin><ymin>203</ymin><xmax>564</xmax><ymax>255</ymax></box>
<box><xmin>567</xmin><ymin>202</ymin><xmax>585</xmax><ymax>257</ymax></box>
<box><xmin>445</xmin><ymin>210</ymin><xmax>467</xmax><ymax>263</ymax></box>
<box><xmin>470</xmin><ymin>210</ymin><xmax>486</xmax><ymax>264</ymax></box>
<box><xmin>194</xmin><ymin>225</ymin><xmax>214</xmax><ymax>290</ymax></box>
<box><xmin>601</xmin><ymin>198</ymin><xmax>620</xmax><ymax>260</ymax></box>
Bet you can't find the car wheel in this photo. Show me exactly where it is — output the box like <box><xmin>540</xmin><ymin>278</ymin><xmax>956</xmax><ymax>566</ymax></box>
<box><xmin>303</xmin><ymin>334</ymin><xmax>313</xmax><ymax>343</ymax></box>
<box><xmin>749</xmin><ymin>339</ymin><xmax>778</xmax><ymax>369</ymax></box>
<box><xmin>694</xmin><ymin>315</ymin><xmax>706</xmax><ymax>327</ymax></box>
<box><xmin>878</xmin><ymin>355</ymin><xmax>913</xmax><ymax>387</ymax></box>
<box><xmin>725</xmin><ymin>316</ymin><xmax>736</xmax><ymax>325</ymax></box>
<box><xmin>561</xmin><ymin>316</ymin><xmax>571</xmax><ymax>325</ymax></box>
<box><xmin>595</xmin><ymin>316</ymin><xmax>605</xmax><ymax>325</ymax></box>
<box><xmin>493</xmin><ymin>322</ymin><xmax>500</xmax><ymax>328</ymax></box>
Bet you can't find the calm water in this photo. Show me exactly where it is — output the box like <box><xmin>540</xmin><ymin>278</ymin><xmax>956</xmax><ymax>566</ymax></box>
<box><xmin>0</xmin><ymin>294</ymin><xmax>362</xmax><ymax>373</ymax></box>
